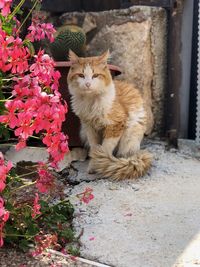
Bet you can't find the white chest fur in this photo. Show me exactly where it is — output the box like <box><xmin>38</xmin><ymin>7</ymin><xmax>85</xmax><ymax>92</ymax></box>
<box><xmin>69</xmin><ymin>83</ymin><xmax>116</xmax><ymax>128</ymax></box>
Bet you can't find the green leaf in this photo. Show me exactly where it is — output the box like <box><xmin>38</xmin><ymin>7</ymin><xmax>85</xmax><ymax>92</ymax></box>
<box><xmin>2</xmin><ymin>24</ymin><xmax>13</xmax><ymax>35</ymax></box>
<box><xmin>0</xmin><ymin>125</ymin><xmax>11</xmax><ymax>142</ymax></box>
<box><xmin>59</xmin><ymin>229</ymin><xmax>74</xmax><ymax>242</ymax></box>
<box><xmin>23</xmin><ymin>39</ymin><xmax>35</xmax><ymax>56</ymax></box>
<box><xmin>18</xmin><ymin>239</ymin><xmax>30</xmax><ymax>252</ymax></box>
<box><xmin>40</xmin><ymin>200</ymin><xmax>50</xmax><ymax>211</ymax></box>
<box><xmin>25</xmin><ymin>222</ymin><xmax>39</xmax><ymax>237</ymax></box>
<box><xmin>5</xmin><ymin>201</ymin><xmax>14</xmax><ymax>212</ymax></box>
<box><xmin>67</xmin><ymin>245</ymin><xmax>80</xmax><ymax>256</ymax></box>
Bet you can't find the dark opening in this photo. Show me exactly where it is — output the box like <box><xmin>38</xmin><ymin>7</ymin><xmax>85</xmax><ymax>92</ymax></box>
<box><xmin>188</xmin><ymin>0</ymin><xmax>199</xmax><ymax>139</ymax></box>
<box><xmin>15</xmin><ymin>0</ymin><xmax>174</xmax><ymax>13</ymax></box>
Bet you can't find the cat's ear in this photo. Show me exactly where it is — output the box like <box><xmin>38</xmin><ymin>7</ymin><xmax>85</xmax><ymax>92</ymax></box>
<box><xmin>68</xmin><ymin>49</ymin><xmax>79</xmax><ymax>63</ymax></box>
<box><xmin>98</xmin><ymin>50</ymin><xmax>110</xmax><ymax>64</ymax></box>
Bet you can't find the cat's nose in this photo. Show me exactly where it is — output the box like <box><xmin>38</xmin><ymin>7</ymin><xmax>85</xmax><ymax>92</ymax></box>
<box><xmin>86</xmin><ymin>82</ymin><xmax>91</xmax><ymax>88</ymax></box>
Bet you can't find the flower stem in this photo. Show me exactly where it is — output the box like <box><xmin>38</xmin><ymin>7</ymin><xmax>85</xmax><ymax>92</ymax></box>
<box><xmin>29</xmin><ymin>135</ymin><xmax>41</xmax><ymax>140</ymax></box>
<box><xmin>8</xmin><ymin>128</ymin><xmax>41</xmax><ymax>140</ymax></box>
<box><xmin>17</xmin><ymin>171</ymin><xmax>37</xmax><ymax>178</ymax></box>
<box><xmin>17</xmin><ymin>0</ymin><xmax>40</xmax><ymax>34</ymax></box>
<box><xmin>2</xmin><ymin>78</ymin><xmax>14</xmax><ymax>82</ymax></box>
<box><xmin>0</xmin><ymin>94</ymin><xmax>13</xmax><ymax>102</ymax></box>
<box><xmin>5</xmin><ymin>233</ymin><xmax>34</xmax><ymax>238</ymax></box>
<box><xmin>11</xmin><ymin>181</ymin><xmax>36</xmax><ymax>193</ymax></box>
<box><xmin>9</xmin><ymin>0</ymin><xmax>26</xmax><ymax>20</ymax></box>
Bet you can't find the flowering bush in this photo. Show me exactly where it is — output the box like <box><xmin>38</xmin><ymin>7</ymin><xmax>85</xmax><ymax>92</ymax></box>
<box><xmin>0</xmin><ymin>0</ymin><xmax>94</xmax><ymax>255</ymax></box>
<box><xmin>0</xmin><ymin>9</ymin><xmax>68</xmax><ymax>166</ymax></box>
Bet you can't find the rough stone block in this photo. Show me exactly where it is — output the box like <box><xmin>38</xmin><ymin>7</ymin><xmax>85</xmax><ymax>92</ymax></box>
<box><xmin>60</xmin><ymin>7</ymin><xmax>167</xmax><ymax>136</ymax></box>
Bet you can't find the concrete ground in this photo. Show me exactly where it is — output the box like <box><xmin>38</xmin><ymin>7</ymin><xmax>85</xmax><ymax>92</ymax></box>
<box><xmin>69</xmin><ymin>142</ymin><xmax>200</xmax><ymax>267</ymax></box>
<box><xmin>4</xmin><ymin>141</ymin><xmax>200</xmax><ymax>267</ymax></box>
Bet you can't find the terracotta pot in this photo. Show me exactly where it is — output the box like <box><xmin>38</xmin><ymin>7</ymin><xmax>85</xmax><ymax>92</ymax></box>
<box><xmin>55</xmin><ymin>61</ymin><xmax>121</xmax><ymax>147</ymax></box>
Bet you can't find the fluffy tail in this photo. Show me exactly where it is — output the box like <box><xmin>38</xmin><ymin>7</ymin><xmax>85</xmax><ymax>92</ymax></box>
<box><xmin>90</xmin><ymin>146</ymin><xmax>153</xmax><ymax>180</ymax></box>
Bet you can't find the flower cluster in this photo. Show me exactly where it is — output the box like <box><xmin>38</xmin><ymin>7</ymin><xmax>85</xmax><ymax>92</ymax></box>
<box><xmin>36</xmin><ymin>163</ymin><xmax>55</xmax><ymax>193</ymax></box>
<box><xmin>32</xmin><ymin>193</ymin><xmax>41</xmax><ymax>218</ymax></box>
<box><xmin>0</xmin><ymin>152</ymin><xmax>11</xmax><ymax>247</ymax></box>
<box><xmin>0</xmin><ymin>2</ymin><xmax>67</xmax><ymax>165</ymax></box>
<box><xmin>26</xmin><ymin>16</ymin><xmax>56</xmax><ymax>43</ymax></box>
<box><xmin>0</xmin><ymin>197</ymin><xmax>10</xmax><ymax>247</ymax></box>
<box><xmin>0</xmin><ymin>0</ymin><xmax>70</xmax><ymax>249</ymax></box>
<box><xmin>30</xmin><ymin>51</ymin><xmax>60</xmax><ymax>88</ymax></box>
<box><xmin>32</xmin><ymin>234</ymin><xmax>58</xmax><ymax>257</ymax></box>
<box><xmin>0</xmin><ymin>47</ymin><xmax>68</xmax><ymax>165</ymax></box>
<box><xmin>0</xmin><ymin>0</ymin><xmax>94</xmax><ymax>254</ymax></box>
<box><xmin>0</xmin><ymin>0</ymin><xmax>12</xmax><ymax>16</ymax></box>
<box><xmin>0</xmin><ymin>29</ymin><xmax>30</xmax><ymax>73</ymax></box>
<box><xmin>0</xmin><ymin>152</ymin><xmax>12</xmax><ymax>192</ymax></box>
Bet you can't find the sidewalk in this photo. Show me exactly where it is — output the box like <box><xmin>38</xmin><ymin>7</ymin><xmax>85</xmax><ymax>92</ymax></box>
<box><xmin>70</xmin><ymin>142</ymin><xmax>200</xmax><ymax>267</ymax></box>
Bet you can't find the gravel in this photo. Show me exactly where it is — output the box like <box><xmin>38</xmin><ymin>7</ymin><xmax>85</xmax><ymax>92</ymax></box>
<box><xmin>0</xmin><ymin>249</ymin><xmax>93</xmax><ymax>267</ymax></box>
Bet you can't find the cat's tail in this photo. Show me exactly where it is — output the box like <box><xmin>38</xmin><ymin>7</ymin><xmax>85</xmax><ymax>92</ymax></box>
<box><xmin>90</xmin><ymin>146</ymin><xmax>153</xmax><ymax>180</ymax></box>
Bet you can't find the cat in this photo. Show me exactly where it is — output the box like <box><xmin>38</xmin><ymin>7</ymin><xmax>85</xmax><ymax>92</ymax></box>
<box><xmin>67</xmin><ymin>50</ymin><xmax>153</xmax><ymax>180</ymax></box>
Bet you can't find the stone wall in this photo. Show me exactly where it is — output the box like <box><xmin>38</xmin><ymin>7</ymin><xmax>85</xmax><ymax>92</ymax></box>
<box><xmin>54</xmin><ymin>7</ymin><xmax>167</xmax><ymax>136</ymax></box>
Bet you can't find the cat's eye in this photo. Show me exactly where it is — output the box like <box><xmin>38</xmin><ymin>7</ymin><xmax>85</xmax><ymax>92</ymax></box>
<box><xmin>92</xmin><ymin>74</ymin><xmax>99</xmax><ymax>79</ymax></box>
<box><xmin>78</xmin><ymin>74</ymin><xmax>85</xmax><ymax>78</ymax></box>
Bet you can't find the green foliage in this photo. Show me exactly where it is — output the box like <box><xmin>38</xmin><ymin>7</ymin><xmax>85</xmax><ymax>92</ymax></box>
<box><xmin>0</xmin><ymin>125</ymin><xmax>10</xmax><ymax>141</ymax></box>
<box><xmin>4</xmin><ymin>196</ymin><xmax>75</xmax><ymax>251</ymax></box>
<box><xmin>0</xmin><ymin>14</ymin><xmax>17</xmax><ymax>35</ymax></box>
<box><xmin>39</xmin><ymin>199</ymin><xmax>74</xmax><ymax>241</ymax></box>
<box><xmin>0</xmin><ymin>77</ymin><xmax>11</xmax><ymax>141</ymax></box>
<box><xmin>0</xmin><ymin>0</ymin><xmax>82</xmax><ymax>255</ymax></box>
<box><xmin>2</xmin><ymin>168</ymin><xmax>75</xmax><ymax>252</ymax></box>
<box><xmin>4</xmin><ymin>202</ymin><xmax>39</xmax><ymax>250</ymax></box>
<box><xmin>67</xmin><ymin>244</ymin><xmax>80</xmax><ymax>256</ymax></box>
<box><xmin>50</xmin><ymin>25</ymin><xmax>86</xmax><ymax>61</ymax></box>
<box><xmin>23</xmin><ymin>39</ymin><xmax>35</xmax><ymax>56</ymax></box>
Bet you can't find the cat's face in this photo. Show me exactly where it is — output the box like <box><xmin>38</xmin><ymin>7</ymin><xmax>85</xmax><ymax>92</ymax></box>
<box><xmin>67</xmin><ymin>50</ymin><xmax>112</xmax><ymax>96</ymax></box>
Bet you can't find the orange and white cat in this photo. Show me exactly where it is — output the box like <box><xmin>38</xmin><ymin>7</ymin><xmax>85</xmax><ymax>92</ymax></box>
<box><xmin>67</xmin><ymin>50</ymin><xmax>153</xmax><ymax>180</ymax></box>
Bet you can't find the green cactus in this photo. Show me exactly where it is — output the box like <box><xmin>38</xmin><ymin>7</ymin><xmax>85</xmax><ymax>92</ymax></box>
<box><xmin>50</xmin><ymin>25</ymin><xmax>86</xmax><ymax>61</ymax></box>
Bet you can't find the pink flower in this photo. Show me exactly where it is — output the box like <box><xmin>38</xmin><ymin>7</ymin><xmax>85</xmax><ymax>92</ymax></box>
<box><xmin>0</xmin><ymin>152</ymin><xmax>12</xmax><ymax>193</ymax></box>
<box><xmin>32</xmin><ymin>234</ymin><xmax>58</xmax><ymax>256</ymax></box>
<box><xmin>0</xmin><ymin>0</ymin><xmax>12</xmax><ymax>16</ymax></box>
<box><xmin>0</xmin><ymin>236</ymin><xmax>3</xmax><ymax>247</ymax></box>
<box><xmin>0</xmin><ymin>181</ymin><xmax>6</xmax><ymax>192</ymax></box>
<box><xmin>61</xmin><ymin>248</ymin><xmax>68</xmax><ymax>255</ymax></box>
<box><xmin>15</xmin><ymin>139</ymin><xmax>27</xmax><ymax>151</ymax></box>
<box><xmin>14</xmin><ymin>112</ymin><xmax>35</xmax><ymax>139</ymax></box>
<box><xmin>43</xmin><ymin>132</ymin><xmax>69</xmax><ymax>167</ymax></box>
<box><xmin>0</xmin><ymin>31</ymin><xmax>30</xmax><ymax>73</ymax></box>
<box><xmin>0</xmin><ymin>31</ymin><xmax>68</xmax><ymax>167</ymax></box>
<box><xmin>77</xmin><ymin>188</ymin><xmax>94</xmax><ymax>204</ymax></box>
<box><xmin>0</xmin><ymin>197</ymin><xmax>9</xmax><ymax>221</ymax></box>
<box><xmin>32</xmin><ymin>193</ymin><xmax>41</xmax><ymax>218</ymax></box>
<box><xmin>26</xmin><ymin>17</ymin><xmax>56</xmax><ymax>43</ymax></box>
<box><xmin>0</xmin><ymin>30</ymin><xmax>13</xmax><ymax>72</ymax></box>
<box><xmin>36</xmin><ymin>163</ymin><xmax>55</xmax><ymax>193</ymax></box>
<box><xmin>70</xmin><ymin>255</ymin><xmax>77</xmax><ymax>261</ymax></box>
<box><xmin>8</xmin><ymin>37</ymin><xmax>30</xmax><ymax>74</ymax></box>
<box><xmin>0</xmin><ymin>197</ymin><xmax>10</xmax><ymax>247</ymax></box>
<box><xmin>30</xmin><ymin>50</ymin><xmax>60</xmax><ymax>88</ymax></box>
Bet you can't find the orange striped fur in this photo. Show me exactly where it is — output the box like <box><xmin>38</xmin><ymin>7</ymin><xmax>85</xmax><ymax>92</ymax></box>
<box><xmin>67</xmin><ymin>50</ymin><xmax>153</xmax><ymax>179</ymax></box>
